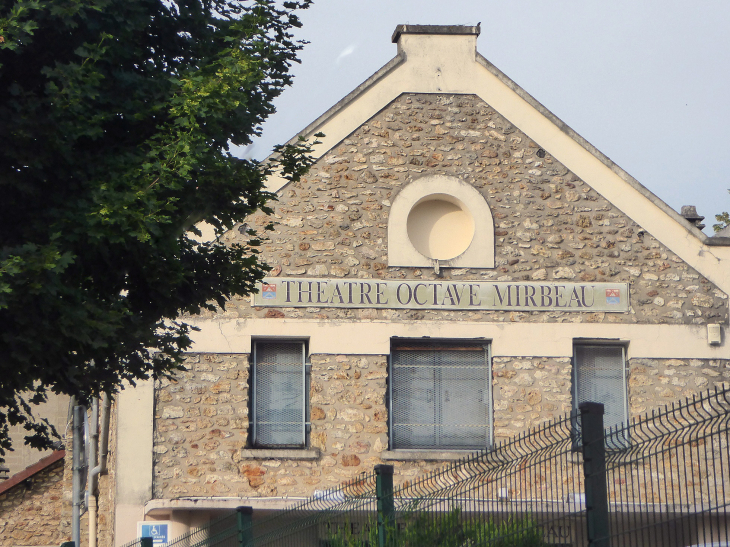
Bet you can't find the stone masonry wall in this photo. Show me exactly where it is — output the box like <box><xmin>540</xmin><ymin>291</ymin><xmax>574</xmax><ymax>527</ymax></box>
<box><xmin>307</xmin><ymin>353</ymin><xmax>389</xmax><ymax>490</ymax></box>
<box><xmin>154</xmin><ymin>353</ymin><xmax>395</xmax><ymax>498</ymax></box>
<box><xmin>154</xmin><ymin>354</ymin><xmax>249</xmax><ymax>498</ymax></box>
<box><xmin>201</xmin><ymin>93</ymin><xmax>727</xmax><ymax>326</ymax></box>
<box><xmin>96</xmin><ymin>400</ymin><xmax>116</xmax><ymax>547</ymax></box>
<box><xmin>0</xmin><ymin>459</ymin><xmax>67</xmax><ymax>546</ymax></box>
<box><xmin>154</xmin><ymin>352</ymin><xmax>730</xmax><ymax>498</ymax></box>
<box><xmin>492</xmin><ymin>357</ymin><xmax>573</xmax><ymax>442</ymax></box>
<box><xmin>491</xmin><ymin>356</ymin><xmax>730</xmax><ymax>441</ymax></box>
<box><xmin>158</xmin><ymin>93</ymin><xmax>729</xmax><ymax>499</ymax></box>
<box><xmin>628</xmin><ymin>358</ymin><xmax>730</xmax><ymax>415</ymax></box>
<box><xmin>156</xmin><ymin>352</ymin><xmax>510</xmax><ymax>498</ymax></box>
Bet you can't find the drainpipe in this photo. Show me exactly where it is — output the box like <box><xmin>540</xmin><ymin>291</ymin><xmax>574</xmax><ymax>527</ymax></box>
<box><xmin>87</xmin><ymin>393</ymin><xmax>111</xmax><ymax>547</ymax></box>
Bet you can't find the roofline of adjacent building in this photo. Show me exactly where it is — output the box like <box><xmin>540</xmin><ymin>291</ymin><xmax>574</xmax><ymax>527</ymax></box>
<box><xmin>0</xmin><ymin>450</ymin><xmax>65</xmax><ymax>496</ymax></box>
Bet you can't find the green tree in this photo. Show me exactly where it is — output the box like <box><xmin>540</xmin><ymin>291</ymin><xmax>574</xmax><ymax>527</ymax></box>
<box><xmin>714</xmin><ymin>190</ymin><xmax>730</xmax><ymax>233</ymax></box>
<box><xmin>0</xmin><ymin>0</ymin><xmax>314</xmax><ymax>458</ymax></box>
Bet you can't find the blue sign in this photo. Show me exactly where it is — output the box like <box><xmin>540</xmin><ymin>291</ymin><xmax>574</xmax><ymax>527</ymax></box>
<box><xmin>140</xmin><ymin>523</ymin><xmax>168</xmax><ymax>545</ymax></box>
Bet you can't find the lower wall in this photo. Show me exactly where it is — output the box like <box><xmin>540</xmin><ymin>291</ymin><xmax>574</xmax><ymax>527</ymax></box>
<box><xmin>97</xmin><ymin>400</ymin><xmax>117</xmax><ymax>547</ymax></box>
<box><xmin>154</xmin><ymin>353</ymin><xmax>391</xmax><ymax>497</ymax></box>
<box><xmin>153</xmin><ymin>353</ymin><xmax>730</xmax><ymax>499</ymax></box>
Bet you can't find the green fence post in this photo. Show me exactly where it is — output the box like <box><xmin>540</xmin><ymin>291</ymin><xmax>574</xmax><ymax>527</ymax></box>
<box><xmin>375</xmin><ymin>464</ymin><xmax>395</xmax><ymax>547</ymax></box>
<box><xmin>237</xmin><ymin>506</ymin><xmax>254</xmax><ymax>547</ymax></box>
<box><xmin>580</xmin><ymin>402</ymin><xmax>611</xmax><ymax>547</ymax></box>
<box><xmin>140</xmin><ymin>538</ymin><xmax>153</xmax><ymax>547</ymax></box>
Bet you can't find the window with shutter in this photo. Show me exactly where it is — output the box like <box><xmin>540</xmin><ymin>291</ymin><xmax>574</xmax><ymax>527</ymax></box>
<box><xmin>389</xmin><ymin>341</ymin><xmax>491</xmax><ymax>451</ymax></box>
<box><xmin>252</xmin><ymin>341</ymin><xmax>307</xmax><ymax>447</ymax></box>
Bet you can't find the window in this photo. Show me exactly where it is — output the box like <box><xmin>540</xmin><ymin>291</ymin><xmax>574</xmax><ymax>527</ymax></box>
<box><xmin>573</xmin><ymin>343</ymin><xmax>628</xmax><ymax>446</ymax></box>
<box><xmin>389</xmin><ymin>340</ymin><xmax>491</xmax><ymax>451</ymax></box>
<box><xmin>251</xmin><ymin>340</ymin><xmax>308</xmax><ymax>447</ymax></box>
<box><xmin>388</xmin><ymin>174</ymin><xmax>495</xmax><ymax>269</ymax></box>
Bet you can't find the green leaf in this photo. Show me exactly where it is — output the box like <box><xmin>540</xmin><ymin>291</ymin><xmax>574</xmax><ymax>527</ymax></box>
<box><xmin>0</xmin><ymin>0</ymin><xmax>313</xmax><ymax>460</ymax></box>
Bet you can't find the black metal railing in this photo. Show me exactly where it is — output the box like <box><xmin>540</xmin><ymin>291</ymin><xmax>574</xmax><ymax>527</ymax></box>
<box><xmin>117</xmin><ymin>537</ymin><xmax>152</xmax><ymax>547</ymax></box>
<box><xmin>248</xmin><ymin>470</ymin><xmax>379</xmax><ymax>546</ymax></box>
<box><xmin>599</xmin><ymin>386</ymin><xmax>730</xmax><ymax>546</ymax></box>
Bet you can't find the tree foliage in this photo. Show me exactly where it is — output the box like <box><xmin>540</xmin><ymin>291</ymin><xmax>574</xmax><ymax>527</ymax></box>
<box><xmin>714</xmin><ymin>190</ymin><xmax>730</xmax><ymax>233</ymax></box>
<box><xmin>0</xmin><ymin>0</ymin><xmax>314</xmax><ymax>458</ymax></box>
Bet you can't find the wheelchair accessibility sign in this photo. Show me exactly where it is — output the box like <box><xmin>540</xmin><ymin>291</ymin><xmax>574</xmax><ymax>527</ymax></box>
<box><xmin>137</xmin><ymin>521</ymin><xmax>169</xmax><ymax>545</ymax></box>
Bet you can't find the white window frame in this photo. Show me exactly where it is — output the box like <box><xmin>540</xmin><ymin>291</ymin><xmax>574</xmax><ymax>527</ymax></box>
<box><xmin>388</xmin><ymin>339</ymin><xmax>493</xmax><ymax>451</ymax></box>
<box><xmin>572</xmin><ymin>341</ymin><xmax>629</xmax><ymax>447</ymax></box>
<box><xmin>251</xmin><ymin>340</ymin><xmax>309</xmax><ymax>448</ymax></box>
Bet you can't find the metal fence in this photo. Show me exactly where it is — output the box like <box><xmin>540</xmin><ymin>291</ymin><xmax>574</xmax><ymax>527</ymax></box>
<box><xmin>600</xmin><ymin>387</ymin><xmax>730</xmax><ymax>546</ymax></box>
<box><xmin>138</xmin><ymin>385</ymin><xmax>730</xmax><ymax>547</ymax></box>
<box><xmin>237</xmin><ymin>409</ymin><xmax>586</xmax><ymax>547</ymax></box>
<box><xmin>117</xmin><ymin>537</ymin><xmax>152</xmax><ymax>547</ymax></box>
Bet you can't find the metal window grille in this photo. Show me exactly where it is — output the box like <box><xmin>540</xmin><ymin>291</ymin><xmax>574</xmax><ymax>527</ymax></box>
<box><xmin>252</xmin><ymin>341</ymin><xmax>307</xmax><ymax>447</ymax></box>
<box><xmin>573</xmin><ymin>344</ymin><xmax>628</xmax><ymax>446</ymax></box>
<box><xmin>390</xmin><ymin>341</ymin><xmax>491</xmax><ymax>450</ymax></box>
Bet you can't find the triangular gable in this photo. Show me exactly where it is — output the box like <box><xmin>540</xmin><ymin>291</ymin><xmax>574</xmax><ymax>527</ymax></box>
<box><xmin>264</xmin><ymin>24</ymin><xmax>730</xmax><ymax>295</ymax></box>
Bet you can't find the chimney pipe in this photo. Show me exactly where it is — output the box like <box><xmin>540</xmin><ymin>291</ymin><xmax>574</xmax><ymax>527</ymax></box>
<box><xmin>680</xmin><ymin>205</ymin><xmax>705</xmax><ymax>230</ymax></box>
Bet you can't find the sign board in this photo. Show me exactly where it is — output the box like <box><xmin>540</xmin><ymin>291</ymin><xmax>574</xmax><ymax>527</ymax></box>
<box><xmin>137</xmin><ymin>521</ymin><xmax>170</xmax><ymax>546</ymax></box>
<box><xmin>253</xmin><ymin>278</ymin><xmax>629</xmax><ymax>313</ymax></box>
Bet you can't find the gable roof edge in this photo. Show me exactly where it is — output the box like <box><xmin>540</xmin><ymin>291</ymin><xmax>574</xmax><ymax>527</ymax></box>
<box><xmin>262</xmin><ymin>54</ymin><xmax>405</xmax><ymax>192</ymax></box>
<box><xmin>474</xmin><ymin>53</ymin><xmax>721</xmax><ymax>247</ymax></box>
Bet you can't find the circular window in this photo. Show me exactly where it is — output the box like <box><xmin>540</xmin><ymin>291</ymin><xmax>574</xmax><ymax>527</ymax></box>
<box><xmin>406</xmin><ymin>196</ymin><xmax>475</xmax><ymax>260</ymax></box>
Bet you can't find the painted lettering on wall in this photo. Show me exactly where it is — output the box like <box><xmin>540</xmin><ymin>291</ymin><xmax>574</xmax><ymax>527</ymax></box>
<box><xmin>252</xmin><ymin>278</ymin><xmax>629</xmax><ymax>312</ymax></box>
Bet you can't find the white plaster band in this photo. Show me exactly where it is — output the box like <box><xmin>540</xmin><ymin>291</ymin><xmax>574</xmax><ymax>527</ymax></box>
<box><xmin>186</xmin><ymin>318</ymin><xmax>727</xmax><ymax>360</ymax></box>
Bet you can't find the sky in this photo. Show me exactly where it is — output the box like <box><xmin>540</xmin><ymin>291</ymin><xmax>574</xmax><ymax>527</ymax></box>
<box><xmin>245</xmin><ymin>1</ymin><xmax>730</xmax><ymax>234</ymax></box>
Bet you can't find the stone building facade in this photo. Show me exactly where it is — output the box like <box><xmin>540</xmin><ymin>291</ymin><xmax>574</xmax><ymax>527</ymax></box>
<box><xmin>0</xmin><ymin>452</ymin><xmax>68</xmax><ymax>546</ymax></box>
<box><xmin>112</xmin><ymin>25</ymin><xmax>730</xmax><ymax>546</ymax></box>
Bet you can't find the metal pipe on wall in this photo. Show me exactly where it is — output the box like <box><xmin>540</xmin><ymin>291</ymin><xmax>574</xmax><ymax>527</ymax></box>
<box><xmin>87</xmin><ymin>393</ymin><xmax>111</xmax><ymax>547</ymax></box>
<box><xmin>97</xmin><ymin>393</ymin><xmax>111</xmax><ymax>472</ymax></box>
<box><xmin>72</xmin><ymin>405</ymin><xmax>84</xmax><ymax>547</ymax></box>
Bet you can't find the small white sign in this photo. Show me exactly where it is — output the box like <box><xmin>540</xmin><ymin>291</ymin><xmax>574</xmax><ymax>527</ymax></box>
<box><xmin>137</xmin><ymin>521</ymin><xmax>170</xmax><ymax>545</ymax></box>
